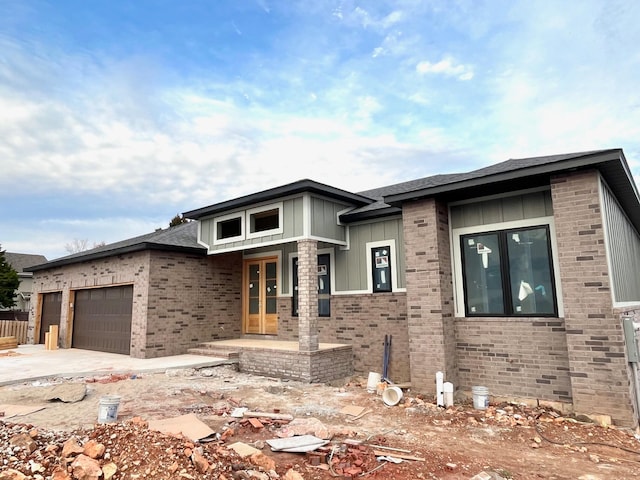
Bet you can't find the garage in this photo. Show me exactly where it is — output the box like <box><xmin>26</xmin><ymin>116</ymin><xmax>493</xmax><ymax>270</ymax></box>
<box><xmin>72</xmin><ymin>285</ymin><xmax>133</xmax><ymax>355</ymax></box>
<box><xmin>39</xmin><ymin>292</ymin><xmax>62</xmax><ymax>344</ymax></box>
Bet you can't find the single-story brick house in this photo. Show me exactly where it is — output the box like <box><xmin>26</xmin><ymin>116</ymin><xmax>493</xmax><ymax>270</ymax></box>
<box><xmin>27</xmin><ymin>149</ymin><xmax>640</xmax><ymax>426</ymax></box>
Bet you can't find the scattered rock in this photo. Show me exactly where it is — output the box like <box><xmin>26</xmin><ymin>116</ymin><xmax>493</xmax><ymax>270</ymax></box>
<box><xmin>0</xmin><ymin>469</ymin><xmax>27</xmax><ymax>480</ymax></box>
<box><xmin>61</xmin><ymin>437</ymin><xmax>84</xmax><ymax>458</ymax></box>
<box><xmin>191</xmin><ymin>450</ymin><xmax>210</xmax><ymax>473</ymax></box>
<box><xmin>82</xmin><ymin>440</ymin><xmax>105</xmax><ymax>459</ymax></box>
<box><xmin>101</xmin><ymin>462</ymin><xmax>117</xmax><ymax>480</ymax></box>
<box><xmin>283</xmin><ymin>469</ymin><xmax>304</xmax><ymax>480</ymax></box>
<box><xmin>70</xmin><ymin>454</ymin><xmax>102</xmax><ymax>480</ymax></box>
<box><xmin>249</xmin><ymin>452</ymin><xmax>276</xmax><ymax>471</ymax></box>
<box><xmin>9</xmin><ymin>433</ymin><xmax>37</xmax><ymax>454</ymax></box>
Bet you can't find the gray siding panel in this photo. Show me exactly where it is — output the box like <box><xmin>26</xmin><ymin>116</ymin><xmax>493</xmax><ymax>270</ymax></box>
<box><xmin>602</xmin><ymin>181</ymin><xmax>640</xmax><ymax>303</ymax></box>
<box><xmin>451</xmin><ymin>190</ymin><xmax>553</xmax><ymax>229</ymax></box>
<box><xmin>334</xmin><ymin>218</ymin><xmax>405</xmax><ymax>291</ymax></box>
<box><xmin>310</xmin><ymin>197</ymin><xmax>347</xmax><ymax>242</ymax></box>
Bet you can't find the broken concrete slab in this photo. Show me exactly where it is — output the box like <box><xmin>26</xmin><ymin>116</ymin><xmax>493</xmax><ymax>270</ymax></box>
<box><xmin>42</xmin><ymin>384</ymin><xmax>87</xmax><ymax>403</ymax></box>
<box><xmin>266</xmin><ymin>435</ymin><xmax>329</xmax><ymax>452</ymax></box>
<box><xmin>276</xmin><ymin>417</ymin><xmax>331</xmax><ymax>439</ymax></box>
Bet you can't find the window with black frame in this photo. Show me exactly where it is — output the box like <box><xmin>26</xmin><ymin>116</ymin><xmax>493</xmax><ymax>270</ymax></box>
<box><xmin>461</xmin><ymin>226</ymin><xmax>556</xmax><ymax>316</ymax></box>
<box><xmin>371</xmin><ymin>246</ymin><xmax>392</xmax><ymax>293</ymax></box>
<box><xmin>292</xmin><ymin>254</ymin><xmax>331</xmax><ymax>317</ymax></box>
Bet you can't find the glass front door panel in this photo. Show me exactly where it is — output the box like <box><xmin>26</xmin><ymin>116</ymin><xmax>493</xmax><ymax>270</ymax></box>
<box><xmin>248</xmin><ymin>264</ymin><xmax>260</xmax><ymax>315</ymax></box>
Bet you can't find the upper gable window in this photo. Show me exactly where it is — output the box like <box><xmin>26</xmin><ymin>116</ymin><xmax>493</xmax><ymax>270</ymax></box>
<box><xmin>213</xmin><ymin>213</ymin><xmax>245</xmax><ymax>244</ymax></box>
<box><xmin>247</xmin><ymin>203</ymin><xmax>283</xmax><ymax>238</ymax></box>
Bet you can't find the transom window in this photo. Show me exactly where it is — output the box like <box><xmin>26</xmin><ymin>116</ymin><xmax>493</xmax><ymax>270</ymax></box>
<box><xmin>246</xmin><ymin>203</ymin><xmax>283</xmax><ymax>239</ymax></box>
<box><xmin>460</xmin><ymin>226</ymin><xmax>557</xmax><ymax>316</ymax></box>
<box><xmin>217</xmin><ymin>217</ymin><xmax>242</xmax><ymax>240</ymax></box>
<box><xmin>251</xmin><ymin>208</ymin><xmax>279</xmax><ymax>233</ymax></box>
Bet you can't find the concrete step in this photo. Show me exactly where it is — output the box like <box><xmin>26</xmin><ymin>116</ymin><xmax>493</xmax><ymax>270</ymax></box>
<box><xmin>188</xmin><ymin>346</ymin><xmax>240</xmax><ymax>360</ymax></box>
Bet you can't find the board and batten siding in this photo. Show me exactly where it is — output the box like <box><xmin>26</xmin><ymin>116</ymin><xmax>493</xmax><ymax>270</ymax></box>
<box><xmin>200</xmin><ymin>197</ymin><xmax>304</xmax><ymax>251</ymax></box>
<box><xmin>450</xmin><ymin>190</ymin><xmax>553</xmax><ymax>229</ymax></box>
<box><xmin>334</xmin><ymin>217</ymin><xmax>405</xmax><ymax>292</ymax></box>
<box><xmin>310</xmin><ymin>196</ymin><xmax>348</xmax><ymax>242</ymax></box>
<box><xmin>601</xmin><ymin>179</ymin><xmax>640</xmax><ymax>304</ymax></box>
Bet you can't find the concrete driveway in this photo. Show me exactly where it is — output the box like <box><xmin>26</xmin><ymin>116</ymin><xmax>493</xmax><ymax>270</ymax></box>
<box><xmin>0</xmin><ymin>345</ymin><xmax>227</xmax><ymax>386</ymax></box>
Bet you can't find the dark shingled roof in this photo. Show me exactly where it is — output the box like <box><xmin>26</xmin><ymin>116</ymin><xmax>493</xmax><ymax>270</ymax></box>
<box><xmin>342</xmin><ymin>149</ymin><xmax>636</xmax><ymax>223</ymax></box>
<box><xmin>27</xmin><ymin>148</ymin><xmax>639</xmax><ymax>270</ymax></box>
<box><xmin>5</xmin><ymin>253</ymin><xmax>48</xmax><ymax>275</ymax></box>
<box><xmin>26</xmin><ymin>221</ymin><xmax>205</xmax><ymax>272</ymax></box>
<box><xmin>184</xmin><ymin>179</ymin><xmax>373</xmax><ymax>220</ymax></box>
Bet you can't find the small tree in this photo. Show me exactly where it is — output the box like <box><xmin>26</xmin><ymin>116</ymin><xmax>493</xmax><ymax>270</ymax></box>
<box><xmin>65</xmin><ymin>239</ymin><xmax>106</xmax><ymax>254</ymax></box>
<box><xmin>169</xmin><ymin>214</ymin><xmax>189</xmax><ymax>227</ymax></box>
<box><xmin>0</xmin><ymin>245</ymin><xmax>19</xmax><ymax>308</ymax></box>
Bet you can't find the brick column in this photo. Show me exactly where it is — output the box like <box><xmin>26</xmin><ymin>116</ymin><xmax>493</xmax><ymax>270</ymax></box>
<box><xmin>552</xmin><ymin>170</ymin><xmax>634</xmax><ymax>425</ymax></box>
<box><xmin>402</xmin><ymin>198</ymin><xmax>456</xmax><ymax>393</ymax></box>
<box><xmin>297</xmin><ymin>239</ymin><xmax>319</xmax><ymax>352</ymax></box>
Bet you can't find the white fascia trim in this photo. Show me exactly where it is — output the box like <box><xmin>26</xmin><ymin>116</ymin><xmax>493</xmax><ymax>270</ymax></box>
<box><xmin>451</xmin><ymin>216</ymin><xmax>564</xmax><ymax>318</ymax></box>
<box><xmin>307</xmin><ymin>235</ymin><xmax>348</xmax><ymax>246</ymax></box>
<box><xmin>245</xmin><ymin>202</ymin><xmax>284</xmax><ymax>239</ymax></box>
<box><xmin>613</xmin><ymin>301</ymin><xmax>640</xmax><ymax>309</ymax></box>
<box><xmin>196</xmin><ymin>221</ymin><xmax>211</xmax><ymax>250</ymax></box>
<box><xmin>333</xmin><ymin>288</ymin><xmax>407</xmax><ymax>295</ymax></box>
<box><xmin>336</xmin><ymin>207</ymin><xmax>352</xmax><ymax>251</ymax></box>
<box><xmin>365</xmin><ymin>239</ymin><xmax>399</xmax><ymax>293</ymax></box>
<box><xmin>212</xmin><ymin>211</ymin><xmax>245</xmax><ymax>246</ymax></box>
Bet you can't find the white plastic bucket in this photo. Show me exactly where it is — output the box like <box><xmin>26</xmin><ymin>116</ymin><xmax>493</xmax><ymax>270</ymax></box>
<box><xmin>367</xmin><ymin>372</ymin><xmax>382</xmax><ymax>393</ymax></box>
<box><xmin>98</xmin><ymin>395</ymin><xmax>121</xmax><ymax>423</ymax></box>
<box><xmin>472</xmin><ymin>386</ymin><xmax>489</xmax><ymax>410</ymax></box>
<box><xmin>382</xmin><ymin>386</ymin><xmax>403</xmax><ymax>406</ymax></box>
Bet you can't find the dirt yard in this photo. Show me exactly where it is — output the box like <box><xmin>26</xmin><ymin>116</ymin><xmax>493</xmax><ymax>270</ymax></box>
<box><xmin>2</xmin><ymin>363</ymin><xmax>640</xmax><ymax>480</ymax></box>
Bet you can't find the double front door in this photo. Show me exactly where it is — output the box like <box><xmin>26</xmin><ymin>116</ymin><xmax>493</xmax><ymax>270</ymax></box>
<box><xmin>243</xmin><ymin>257</ymin><xmax>278</xmax><ymax>334</ymax></box>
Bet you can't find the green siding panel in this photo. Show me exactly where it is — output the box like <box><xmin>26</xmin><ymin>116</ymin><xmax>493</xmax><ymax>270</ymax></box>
<box><xmin>451</xmin><ymin>190</ymin><xmax>553</xmax><ymax>229</ymax></box>
<box><xmin>310</xmin><ymin>196</ymin><xmax>347</xmax><ymax>241</ymax></box>
<box><xmin>334</xmin><ymin>217</ymin><xmax>405</xmax><ymax>292</ymax></box>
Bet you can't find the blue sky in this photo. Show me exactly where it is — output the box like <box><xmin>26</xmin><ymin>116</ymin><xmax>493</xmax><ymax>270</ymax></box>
<box><xmin>2</xmin><ymin>0</ymin><xmax>640</xmax><ymax>260</ymax></box>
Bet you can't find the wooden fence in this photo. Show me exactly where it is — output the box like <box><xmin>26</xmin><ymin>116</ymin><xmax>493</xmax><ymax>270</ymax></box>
<box><xmin>0</xmin><ymin>320</ymin><xmax>29</xmax><ymax>344</ymax></box>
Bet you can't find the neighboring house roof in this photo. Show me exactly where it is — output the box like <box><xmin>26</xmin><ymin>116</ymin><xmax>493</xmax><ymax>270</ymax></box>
<box><xmin>5</xmin><ymin>253</ymin><xmax>48</xmax><ymax>276</ymax></box>
<box><xmin>26</xmin><ymin>221</ymin><xmax>205</xmax><ymax>272</ymax></box>
<box><xmin>183</xmin><ymin>179</ymin><xmax>375</xmax><ymax>220</ymax></box>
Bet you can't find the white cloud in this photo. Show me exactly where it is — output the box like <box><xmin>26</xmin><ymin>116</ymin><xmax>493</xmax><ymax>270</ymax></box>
<box><xmin>416</xmin><ymin>56</ymin><xmax>474</xmax><ymax>80</ymax></box>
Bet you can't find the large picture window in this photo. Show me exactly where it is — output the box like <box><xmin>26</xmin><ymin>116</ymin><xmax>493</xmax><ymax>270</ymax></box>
<box><xmin>461</xmin><ymin>226</ymin><xmax>557</xmax><ymax>316</ymax></box>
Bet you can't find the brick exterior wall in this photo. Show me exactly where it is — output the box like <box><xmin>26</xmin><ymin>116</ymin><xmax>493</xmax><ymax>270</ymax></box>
<box><xmin>144</xmin><ymin>251</ymin><xmax>242</xmax><ymax>358</ymax></box>
<box><xmin>277</xmin><ymin>293</ymin><xmax>410</xmax><ymax>382</ymax></box>
<box><xmin>552</xmin><ymin>170</ymin><xmax>635</xmax><ymax>425</ymax></box>
<box><xmin>28</xmin><ymin>251</ymin><xmax>151</xmax><ymax>356</ymax></box>
<box><xmin>29</xmin><ymin>250</ymin><xmax>243</xmax><ymax>359</ymax></box>
<box><xmin>239</xmin><ymin>345</ymin><xmax>353</xmax><ymax>383</ymax></box>
<box><xmin>402</xmin><ymin>198</ymin><xmax>457</xmax><ymax>393</ymax></box>
<box><xmin>456</xmin><ymin>318</ymin><xmax>571</xmax><ymax>401</ymax></box>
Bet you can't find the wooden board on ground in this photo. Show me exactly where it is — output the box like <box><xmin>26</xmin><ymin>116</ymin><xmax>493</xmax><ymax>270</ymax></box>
<box><xmin>46</xmin><ymin>325</ymin><xmax>59</xmax><ymax>350</ymax></box>
<box><xmin>0</xmin><ymin>336</ymin><xmax>18</xmax><ymax>350</ymax></box>
<box><xmin>148</xmin><ymin>413</ymin><xmax>216</xmax><ymax>442</ymax></box>
<box><xmin>373</xmin><ymin>450</ymin><xmax>425</xmax><ymax>461</ymax></box>
<box><xmin>0</xmin><ymin>404</ymin><xmax>46</xmax><ymax>419</ymax></box>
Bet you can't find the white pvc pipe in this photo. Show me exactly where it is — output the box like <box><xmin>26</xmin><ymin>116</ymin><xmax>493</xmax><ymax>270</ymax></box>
<box><xmin>436</xmin><ymin>371</ymin><xmax>444</xmax><ymax>407</ymax></box>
